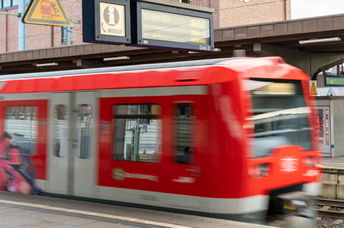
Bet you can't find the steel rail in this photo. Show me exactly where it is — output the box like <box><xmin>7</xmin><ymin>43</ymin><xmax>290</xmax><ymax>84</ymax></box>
<box><xmin>315</xmin><ymin>198</ymin><xmax>344</xmax><ymax>218</ymax></box>
<box><xmin>316</xmin><ymin>198</ymin><xmax>344</xmax><ymax>208</ymax></box>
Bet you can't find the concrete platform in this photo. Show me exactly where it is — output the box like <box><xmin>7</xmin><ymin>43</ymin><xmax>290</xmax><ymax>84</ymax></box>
<box><xmin>322</xmin><ymin>156</ymin><xmax>344</xmax><ymax>169</ymax></box>
<box><xmin>0</xmin><ymin>191</ymin><xmax>274</xmax><ymax>228</ymax></box>
<box><xmin>319</xmin><ymin>156</ymin><xmax>344</xmax><ymax>200</ymax></box>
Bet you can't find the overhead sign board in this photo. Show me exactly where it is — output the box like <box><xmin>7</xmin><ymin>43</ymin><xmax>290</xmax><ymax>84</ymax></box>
<box><xmin>134</xmin><ymin>1</ymin><xmax>214</xmax><ymax>51</ymax></box>
<box><xmin>82</xmin><ymin>0</ymin><xmax>214</xmax><ymax>51</ymax></box>
<box><xmin>325</xmin><ymin>75</ymin><xmax>344</xmax><ymax>86</ymax></box>
<box><xmin>83</xmin><ymin>0</ymin><xmax>131</xmax><ymax>44</ymax></box>
<box><xmin>22</xmin><ymin>0</ymin><xmax>71</xmax><ymax>26</ymax></box>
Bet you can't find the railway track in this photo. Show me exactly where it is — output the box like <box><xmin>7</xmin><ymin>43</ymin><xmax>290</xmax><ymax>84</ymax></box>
<box><xmin>316</xmin><ymin>198</ymin><xmax>344</xmax><ymax>217</ymax></box>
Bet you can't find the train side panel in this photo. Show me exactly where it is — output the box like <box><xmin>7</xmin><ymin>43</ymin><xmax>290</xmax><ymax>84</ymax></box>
<box><xmin>0</xmin><ymin>93</ymin><xmax>48</xmax><ymax>194</ymax></box>
<box><xmin>97</xmin><ymin>86</ymin><xmax>209</xmax><ymax>209</ymax></box>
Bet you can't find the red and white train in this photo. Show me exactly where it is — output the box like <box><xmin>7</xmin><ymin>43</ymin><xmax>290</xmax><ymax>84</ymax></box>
<box><xmin>0</xmin><ymin>57</ymin><xmax>321</xmax><ymax>224</ymax></box>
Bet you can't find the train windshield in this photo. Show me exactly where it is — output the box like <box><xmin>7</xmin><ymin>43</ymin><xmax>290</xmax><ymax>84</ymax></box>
<box><xmin>246</xmin><ymin>79</ymin><xmax>312</xmax><ymax>158</ymax></box>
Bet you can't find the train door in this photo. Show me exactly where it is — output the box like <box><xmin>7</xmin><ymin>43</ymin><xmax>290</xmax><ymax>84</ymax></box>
<box><xmin>164</xmin><ymin>98</ymin><xmax>202</xmax><ymax>209</ymax></box>
<box><xmin>48</xmin><ymin>93</ymin><xmax>71</xmax><ymax>194</ymax></box>
<box><xmin>317</xmin><ymin>106</ymin><xmax>331</xmax><ymax>157</ymax></box>
<box><xmin>48</xmin><ymin>92</ymin><xmax>97</xmax><ymax>196</ymax></box>
<box><xmin>0</xmin><ymin>99</ymin><xmax>48</xmax><ymax>194</ymax></box>
<box><xmin>73</xmin><ymin>92</ymin><xmax>97</xmax><ymax>197</ymax></box>
<box><xmin>98</xmin><ymin>95</ymin><xmax>163</xmax><ymax>203</ymax></box>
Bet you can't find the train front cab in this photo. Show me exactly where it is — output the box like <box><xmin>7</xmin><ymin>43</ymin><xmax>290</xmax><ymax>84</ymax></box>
<box><xmin>241</xmin><ymin>68</ymin><xmax>322</xmax><ymax>224</ymax></box>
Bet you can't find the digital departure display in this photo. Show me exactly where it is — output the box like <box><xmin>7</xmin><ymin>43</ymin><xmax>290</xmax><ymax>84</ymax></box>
<box><xmin>136</xmin><ymin>2</ymin><xmax>214</xmax><ymax>51</ymax></box>
<box><xmin>141</xmin><ymin>9</ymin><xmax>210</xmax><ymax>45</ymax></box>
<box><xmin>325</xmin><ymin>76</ymin><xmax>344</xmax><ymax>86</ymax></box>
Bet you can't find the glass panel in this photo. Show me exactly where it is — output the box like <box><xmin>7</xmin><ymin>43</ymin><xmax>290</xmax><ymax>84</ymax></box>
<box><xmin>3</xmin><ymin>0</ymin><xmax>10</xmax><ymax>7</ymax></box>
<box><xmin>113</xmin><ymin>104</ymin><xmax>161</xmax><ymax>163</ymax></box>
<box><xmin>77</xmin><ymin>104</ymin><xmax>92</xmax><ymax>159</ymax></box>
<box><xmin>175</xmin><ymin>103</ymin><xmax>194</xmax><ymax>164</ymax></box>
<box><xmin>317</xmin><ymin>107</ymin><xmax>331</xmax><ymax>157</ymax></box>
<box><xmin>141</xmin><ymin>9</ymin><xmax>210</xmax><ymax>46</ymax></box>
<box><xmin>12</xmin><ymin>0</ymin><xmax>18</xmax><ymax>6</ymax></box>
<box><xmin>61</xmin><ymin>26</ymin><xmax>73</xmax><ymax>44</ymax></box>
<box><xmin>4</xmin><ymin>106</ymin><xmax>37</xmax><ymax>159</ymax></box>
<box><xmin>245</xmin><ymin>79</ymin><xmax>312</xmax><ymax>158</ymax></box>
<box><xmin>53</xmin><ymin>105</ymin><xmax>68</xmax><ymax>157</ymax></box>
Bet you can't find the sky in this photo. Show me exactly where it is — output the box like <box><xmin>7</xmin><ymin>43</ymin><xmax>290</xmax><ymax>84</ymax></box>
<box><xmin>291</xmin><ymin>0</ymin><xmax>344</xmax><ymax>19</ymax></box>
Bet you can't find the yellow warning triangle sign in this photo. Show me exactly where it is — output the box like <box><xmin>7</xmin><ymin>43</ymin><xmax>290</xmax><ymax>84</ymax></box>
<box><xmin>22</xmin><ymin>0</ymin><xmax>71</xmax><ymax>26</ymax></box>
<box><xmin>310</xmin><ymin>82</ymin><xmax>317</xmax><ymax>96</ymax></box>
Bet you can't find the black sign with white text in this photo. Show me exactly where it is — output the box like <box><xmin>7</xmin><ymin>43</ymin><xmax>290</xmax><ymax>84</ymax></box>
<box><xmin>134</xmin><ymin>1</ymin><xmax>214</xmax><ymax>51</ymax></box>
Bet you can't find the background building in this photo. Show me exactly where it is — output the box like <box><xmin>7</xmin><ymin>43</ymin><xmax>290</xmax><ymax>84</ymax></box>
<box><xmin>0</xmin><ymin>0</ymin><xmax>293</xmax><ymax>53</ymax></box>
<box><xmin>291</xmin><ymin>0</ymin><xmax>344</xmax><ymax>19</ymax></box>
<box><xmin>2</xmin><ymin>0</ymin><xmax>344</xmax><ymax>53</ymax></box>
<box><xmin>0</xmin><ymin>0</ymin><xmax>82</xmax><ymax>53</ymax></box>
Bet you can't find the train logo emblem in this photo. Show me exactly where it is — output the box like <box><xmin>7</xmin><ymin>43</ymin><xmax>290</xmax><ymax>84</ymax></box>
<box><xmin>280</xmin><ymin>158</ymin><xmax>298</xmax><ymax>172</ymax></box>
<box><xmin>112</xmin><ymin>168</ymin><xmax>125</xmax><ymax>181</ymax></box>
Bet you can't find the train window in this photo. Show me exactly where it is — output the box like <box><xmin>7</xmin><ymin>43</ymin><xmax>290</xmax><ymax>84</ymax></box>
<box><xmin>53</xmin><ymin>105</ymin><xmax>68</xmax><ymax>157</ymax></box>
<box><xmin>175</xmin><ymin>103</ymin><xmax>194</xmax><ymax>164</ymax></box>
<box><xmin>113</xmin><ymin>104</ymin><xmax>161</xmax><ymax>163</ymax></box>
<box><xmin>5</xmin><ymin>106</ymin><xmax>37</xmax><ymax>155</ymax></box>
<box><xmin>246</xmin><ymin>79</ymin><xmax>312</xmax><ymax>158</ymax></box>
<box><xmin>77</xmin><ymin>104</ymin><xmax>92</xmax><ymax>159</ymax></box>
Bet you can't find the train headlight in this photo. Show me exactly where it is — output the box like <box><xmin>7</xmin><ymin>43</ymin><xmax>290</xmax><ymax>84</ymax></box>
<box><xmin>249</xmin><ymin>163</ymin><xmax>270</xmax><ymax>178</ymax></box>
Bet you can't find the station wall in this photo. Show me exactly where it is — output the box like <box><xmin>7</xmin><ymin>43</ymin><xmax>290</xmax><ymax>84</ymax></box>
<box><xmin>0</xmin><ymin>0</ymin><xmax>290</xmax><ymax>53</ymax></box>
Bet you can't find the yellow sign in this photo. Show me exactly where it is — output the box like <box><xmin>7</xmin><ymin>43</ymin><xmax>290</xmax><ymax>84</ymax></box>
<box><xmin>310</xmin><ymin>81</ymin><xmax>317</xmax><ymax>96</ymax></box>
<box><xmin>22</xmin><ymin>0</ymin><xmax>71</xmax><ymax>26</ymax></box>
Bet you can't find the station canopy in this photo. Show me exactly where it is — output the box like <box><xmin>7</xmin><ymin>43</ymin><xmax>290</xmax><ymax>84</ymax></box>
<box><xmin>1</xmin><ymin>14</ymin><xmax>344</xmax><ymax>74</ymax></box>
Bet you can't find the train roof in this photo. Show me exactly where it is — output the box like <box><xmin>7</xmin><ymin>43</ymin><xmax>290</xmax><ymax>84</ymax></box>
<box><xmin>0</xmin><ymin>57</ymin><xmax>308</xmax><ymax>94</ymax></box>
<box><xmin>0</xmin><ymin>58</ymin><xmax>231</xmax><ymax>81</ymax></box>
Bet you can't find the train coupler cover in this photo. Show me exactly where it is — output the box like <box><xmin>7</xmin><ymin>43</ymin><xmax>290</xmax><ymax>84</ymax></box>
<box><xmin>272</xmin><ymin>191</ymin><xmax>316</xmax><ymax>218</ymax></box>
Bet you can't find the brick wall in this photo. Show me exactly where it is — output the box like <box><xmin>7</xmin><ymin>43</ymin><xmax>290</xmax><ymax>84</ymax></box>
<box><xmin>0</xmin><ymin>13</ymin><xmax>8</xmax><ymax>53</ymax></box>
<box><xmin>219</xmin><ymin>0</ymin><xmax>291</xmax><ymax>27</ymax></box>
<box><xmin>169</xmin><ymin>0</ymin><xmax>220</xmax><ymax>28</ymax></box>
<box><xmin>0</xmin><ymin>8</ymin><xmax>19</xmax><ymax>53</ymax></box>
<box><xmin>53</xmin><ymin>0</ymin><xmax>83</xmax><ymax>48</ymax></box>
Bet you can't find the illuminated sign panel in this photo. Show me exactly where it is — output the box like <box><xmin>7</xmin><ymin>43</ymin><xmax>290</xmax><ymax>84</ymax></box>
<box><xmin>141</xmin><ymin>9</ymin><xmax>210</xmax><ymax>46</ymax></box>
<box><xmin>325</xmin><ymin>75</ymin><xmax>344</xmax><ymax>86</ymax></box>
<box><xmin>136</xmin><ymin>2</ymin><xmax>214</xmax><ymax>51</ymax></box>
<box><xmin>249</xmin><ymin>81</ymin><xmax>296</xmax><ymax>95</ymax></box>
